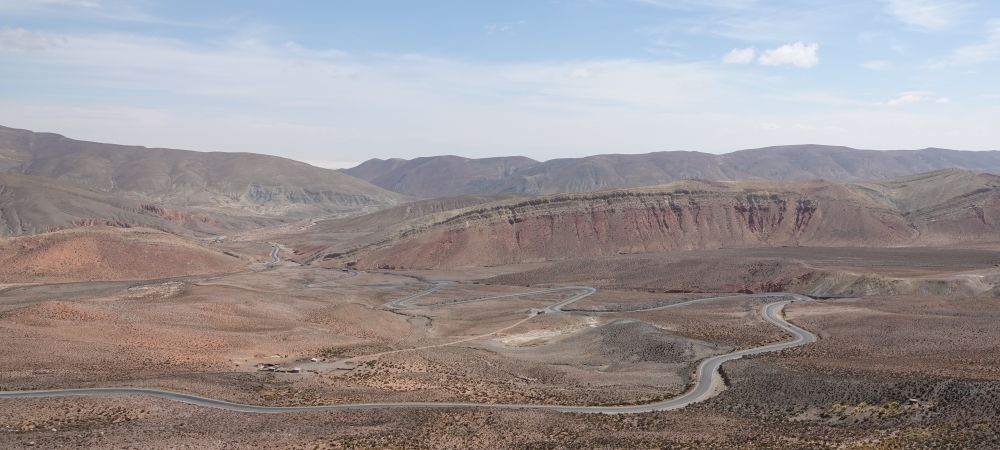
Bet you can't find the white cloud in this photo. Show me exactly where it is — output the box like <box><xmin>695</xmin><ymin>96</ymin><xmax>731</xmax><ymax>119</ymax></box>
<box><xmin>886</xmin><ymin>91</ymin><xmax>928</xmax><ymax>105</ymax></box>
<box><xmin>2</xmin><ymin>25</ymin><xmax>998</xmax><ymax>162</ymax></box>
<box><xmin>861</xmin><ymin>60</ymin><xmax>892</xmax><ymax>70</ymax></box>
<box><xmin>0</xmin><ymin>27</ymin><xmax>66</xmax><ymax>51</ymax></box>
<box><xmin>937</xmin><ymin>20</ymin><xmax>1000</xmax><ymax>66</ymax></box>
<box><xmin>0</xmin><ymin>28</ymin><xmax>735</xmax><ymax>160</ymax></box>
<box><xmin>484</xmin><ymin>20</ymin><xmax>526</xmax><ymax>35</ymax></box>
<box><xmin>757</xmin><ymin>42</ymin><xmax>819</xmax><ymax>68</ymax></box>
<box><xmin>884</xmin><ymin>0</ymin><xmax>970</xmax><ymax>30</ymax></box>
<box><xmin>0</xmin><ymin>0</ymin><xmax>208</xmax><ymax>26</ymax></box>
<box><xmin>0</xmin><ymin>0</ymin><xmax>102</xmax><ymax>12</ymax></box>
<box><xmin>722</xmin><ymin>47</ymin><xmax>756</xmax><ymax>64</ymax></box>
<box><xmin>884</xmin><ymin>91</ymin><xmax>949</xmax><ymax>106</ymax></box>
<box><xmin>653</xmin><ymin>2</ymin><xmax>854</xmax><ymax>43</ymax></box>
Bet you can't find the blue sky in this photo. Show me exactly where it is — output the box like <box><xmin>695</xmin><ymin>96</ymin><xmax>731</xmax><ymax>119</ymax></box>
<box><xmin>1</xmin><ymin>0</ymin><xmax>999</xmax><ymax>167</ymax></box>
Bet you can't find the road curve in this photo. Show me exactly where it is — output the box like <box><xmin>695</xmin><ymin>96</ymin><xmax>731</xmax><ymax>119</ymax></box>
<box><xmin>0</xmin><ymin>287</ymin><xmax>816</xmax><ymax>414</ymax></box>
<box><xmin>265</xmin><ymin>243</ymin><xmax>280</xmax><ymax>267</ymax></box>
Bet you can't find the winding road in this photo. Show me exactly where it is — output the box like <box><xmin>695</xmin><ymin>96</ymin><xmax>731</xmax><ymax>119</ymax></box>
<box><xmin>265</xmin><ymin>243</ymin><xmax>280</xmax><ymax>267</ymax></box>
<box><xmin>0</xmin><ymin>275</ymin><xmax>817</xmax><ymax>414</ymax></box>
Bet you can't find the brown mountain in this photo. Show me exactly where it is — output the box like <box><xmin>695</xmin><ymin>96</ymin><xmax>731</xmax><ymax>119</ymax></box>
<box><xmin>0</xmin><ymin>172</ymin><xmax>179</xmax><ymax>236</ymax></box>
<box><xmin>325</xmin><ymin>170</ymin><xmax>1000</xmax><ymax>269</ymax></box>
<box><xmin>279</xmin><ymin>193</ymin><xmax>524</xmax><ymax>263</ymax></box>
<box><xmin>0</xmin><ymin>125</ymin><xmax>404</xmax><ymax>217</ymax></box>
<box><xmin>0</xmin><ymin>226</ymin><xmax>244</xmax><ymax>283</ymax></box>
<box><xmin>345</xmin><ymin>145</ymin><xmax>1000</xmax><ymax>198</ymax></box>
<box><xmin>0</xmin><ymin>172</ymin><xmax>286</xmax><ymax>237</ymax></box>
<box><xmin>343</xmin><ymin>155</ymin><xmax>537</xmax><ymax>199</ymax></box>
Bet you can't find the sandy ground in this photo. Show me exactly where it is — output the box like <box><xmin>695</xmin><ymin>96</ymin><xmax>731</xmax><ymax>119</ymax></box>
<box><xmin>0</xmin><ymin>227</ymin><xmax>246</xmax><ymax>283</ymax></box>
<box><xmin>3</xmin><ymin>251</ymin><xmax>1000</xmax><ymax>448</ymax></box>
<box><xmin>0</xmin><ymin>265</ymin><xmax>777</xmax><ymax>410</ymax></box>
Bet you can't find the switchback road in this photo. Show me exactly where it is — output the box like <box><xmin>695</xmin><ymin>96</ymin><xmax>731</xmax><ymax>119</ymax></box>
<box><xmin>0</xmin><ymin>278</ymin><xmax>816</xmax><ymax>414</ymax></box>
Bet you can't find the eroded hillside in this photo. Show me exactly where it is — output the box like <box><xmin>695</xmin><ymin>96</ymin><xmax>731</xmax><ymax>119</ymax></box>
<box><xmin>0</xmin><ymin>125</ymin><xmax>404</xmax><ymax>219</ymax></box>
<box><xmin>330</xmin><ymin>172</ymin><xmax>1000</xmax><ymax>269</ymax></box>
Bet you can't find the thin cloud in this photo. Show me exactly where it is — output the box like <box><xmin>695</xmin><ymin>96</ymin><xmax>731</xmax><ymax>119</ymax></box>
<box><xmin>757</xmin><ymin>42</ymin><xmax>820</xmax><ymax>68</ymax></box>
<box><xmin>484</xmin><ymin>20</ymin><xmax>526</xmax><ymax>35</ymax></box>
<box><xmin>861</xmin><ymin>60</ymin><xmax>892</xmax><ymax>70</ymax></box>
<box><xmin>722</xmin><ymin>47</ymin><xmax>756</xmax><ymax>64</ymax></box>
<box><xmin>0</xmin><ymin>27</ymin><xmax>67</xmax><ymax>51</ymax></box>
<box><xmin>936</xmin><ymin>20</ymin><xmax>1000</xmax><ymax>66</ymax></box>
<box><xmin>884</xmin><ymin>0</ymin><xmax>971</xmax><ymax>30</ymax></box>
<box><xmin>634</xmin><ymin>0</ymin><xmax>760</xmax><ymax>10</ymax></box>
<box><xmin>883</xmin><ymin>90</ymin><xmax>949</xmax><ymax>106</ymax></box>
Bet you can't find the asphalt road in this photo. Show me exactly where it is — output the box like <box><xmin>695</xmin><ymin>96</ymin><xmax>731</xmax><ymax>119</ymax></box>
<box><xmin>385</xmin><ymin>281</ymin><xmax>595</xmax><ymax>312</ymax></box>
<box><xmin>303</xmin><ymin>270</ymin><xmax>360</xmax><ymax>288</ymax></box>
<box><xmin>265</xmin><ymin>243</ymin><xmax>280</xmax><ymax>267</ymax></box>
<box><xmin>0</xmin><ymin>278</ymin><xmax>816</xmax><ymax>414</ymax></box>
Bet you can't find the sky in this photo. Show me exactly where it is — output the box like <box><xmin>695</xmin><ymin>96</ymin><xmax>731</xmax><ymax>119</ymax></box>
<box><xmin>1</xmin><ymin>0</ymin><xmax>999</xmax><ymax>168</ymax></box>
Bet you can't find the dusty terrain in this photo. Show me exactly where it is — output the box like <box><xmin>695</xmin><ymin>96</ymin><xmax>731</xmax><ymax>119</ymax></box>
<box><xmin>0</xmin><ymin>227</ymin><xmax>245</xmax><ymax>283</ymax></box>
<box><xmin>2</xmin><ymin>241</ymin><xmax>1000</xmax><ymax>447</ymax></box>
<box><xmin>486</xmin><ymin>246</ymin><xmax>1000</xmax><ymax>297</ymax></box>
<box><xmin>0</xmin><ymin>266</ymin><xmax>765</xmax><ymax>408</ymax></box>
<box><xmin>1</xmin><ymin>150</ymin><xmax>1000</xmax><ymax>448</ymax></box>
<box><xmin>3</xmin><ymin>276</ymin><xmax>1000</xmax><ymax>447</ymax></box>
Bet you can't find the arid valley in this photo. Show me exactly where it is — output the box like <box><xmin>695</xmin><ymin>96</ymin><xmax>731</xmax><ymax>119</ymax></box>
<box><xmin>1</xmin><ymin>124</ymin><xmax>1000</xmax><ymax>448</ymax></box>
<box><xmin>5</xmin><ymin>2</ymin><xmax>1000</xmax><ymax>447</ymax></box>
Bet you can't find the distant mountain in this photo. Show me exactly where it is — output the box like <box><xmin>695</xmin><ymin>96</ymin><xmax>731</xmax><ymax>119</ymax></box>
<box><xmin>325</xmin><ymin>170</ymin><xmax>1000</xmax><ymax>269</ymax></box>
<box><xmin>0</xmin><ymin>172</ymin><xmax>281</xmax><ymax>237</ymax></box>
<box><xmin>0</xmin><ymin>125</ymin><xmax>404</xmax><ymax>218</ymax></box>
<box><xmin>344</xmin><ymin>145</ymin><xmax>1000</xmax><ymax>198</ymax></box>
<box><xmin>343</xmin><ymin>155</ymin><xmax>537</xmax><ymax>199</ymax></box>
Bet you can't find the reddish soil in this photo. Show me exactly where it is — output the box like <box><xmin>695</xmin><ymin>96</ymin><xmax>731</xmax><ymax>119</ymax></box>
<box><xmin>0</xmin><ymin>227</ymin><xmax>245</xmax><ymax>283</ymax></box>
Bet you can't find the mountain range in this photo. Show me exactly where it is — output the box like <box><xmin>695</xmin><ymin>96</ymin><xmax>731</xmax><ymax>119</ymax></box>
<box><xmin>322</xmin><ymin>169</ymin><xmax>1000</xmax><ymax>269</ymax></box>
<box><xmin>0</xmin><ymin>125</ymin><xmax>404</xmax><ymax>236</ymax></box>
<box><xmin>344</xmin><ymin>145</ymin><xmax>1000</xmax><ymax>198</ymax></box>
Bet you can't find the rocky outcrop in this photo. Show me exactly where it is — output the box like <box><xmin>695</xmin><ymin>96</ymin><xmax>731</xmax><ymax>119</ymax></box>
<box><xmin>336</xmin><ymin>173</ymin><xmax>1000</xmax><ymax>269</ymax></box>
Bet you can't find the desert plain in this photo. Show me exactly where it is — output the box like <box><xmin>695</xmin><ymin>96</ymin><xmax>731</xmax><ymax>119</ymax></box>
<box><xmin>2</xmin><ymin>127</ymin><xmax>1000</xmax><ymax>448</ymax></box>
<box><xmin>3</xmin><ymin>226</ymin><xmax>1000</xmax><ymax>448</ymax></box>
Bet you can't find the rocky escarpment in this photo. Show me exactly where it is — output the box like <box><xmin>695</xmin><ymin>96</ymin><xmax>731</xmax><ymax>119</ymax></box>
<box><xmin>333</xmin><ymin>172</ymin><xmax>1000</xmax><ymax>269</ymax></box>
<box><xmin>336</xmin><ymin>180</ymin><xmax>922</xmax><ymax>269</ymax></box>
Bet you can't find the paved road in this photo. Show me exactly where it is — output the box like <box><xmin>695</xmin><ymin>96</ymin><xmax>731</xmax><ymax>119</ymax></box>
<box><xmin>385</xmin><ymin>281</ymin><xmax>594</xmax><ymax>312</ymax></box>
<box><xmin>303</xmin><ymin>270</ymin><xmax>360</xmax><ymax>288</ymax></box>
<box><xmin>265</xmin><ymin>243</ymin><xmax>280</xmax><ymax>267</ymax></box>
<box><xmin>0</xmin><ymin>279</ymin><xmax>816</xmax><ymax>414</ymax></box>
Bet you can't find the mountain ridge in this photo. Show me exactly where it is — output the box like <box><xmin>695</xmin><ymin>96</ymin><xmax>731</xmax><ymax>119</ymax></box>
<box><xmin>0</xmin><ymin>125</ymin><xmax>404</xmax><ymax>216</ymax></box>
<box><xmin>344</xmin><ymin>145</ymin><xmax>1000</xmax><ymax>198</ymax></box>
<box><xmin>322</xmin><ymin>169</ymin><xmax>1000</xmax><ymax>269</ymax></box>
<box><xmin>0</xmin><ymin>125</ymin><xmax>407</xmax><ymax>236</ymax></box>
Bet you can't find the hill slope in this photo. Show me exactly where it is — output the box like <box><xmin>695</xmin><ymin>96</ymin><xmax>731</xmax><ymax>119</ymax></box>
<box><xmin>345</xmin><ymin>146</ymin><xmax>1000</xmax><ymax>198</ymax></box>
<box><xmin>328</xmin><ymin>171</ymin><xmax>1000</xmax><ymax>268</ymax></box>
<box><xmin>0</xmin><ymin>226</ymin><xmax>244</xmax><ymax>283</ymax></box>
<box><xmin>0</xmin><ymin>172</ymin><xmax>284</xmax><ymax>237</ymax></box>
<box><xmin>0</xmin><ymin>172</ymin><xmax>180</xmax><ymax>236</ymax></box>
<box><xmin>0</xmin><ymin>125</ymin><xmax>403</xmax><ymax>216</ymax></box>
<box><xmin>343</xmin><ymin>155</ymin><xmax>537</xmax><ymax>199</ymax></box>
